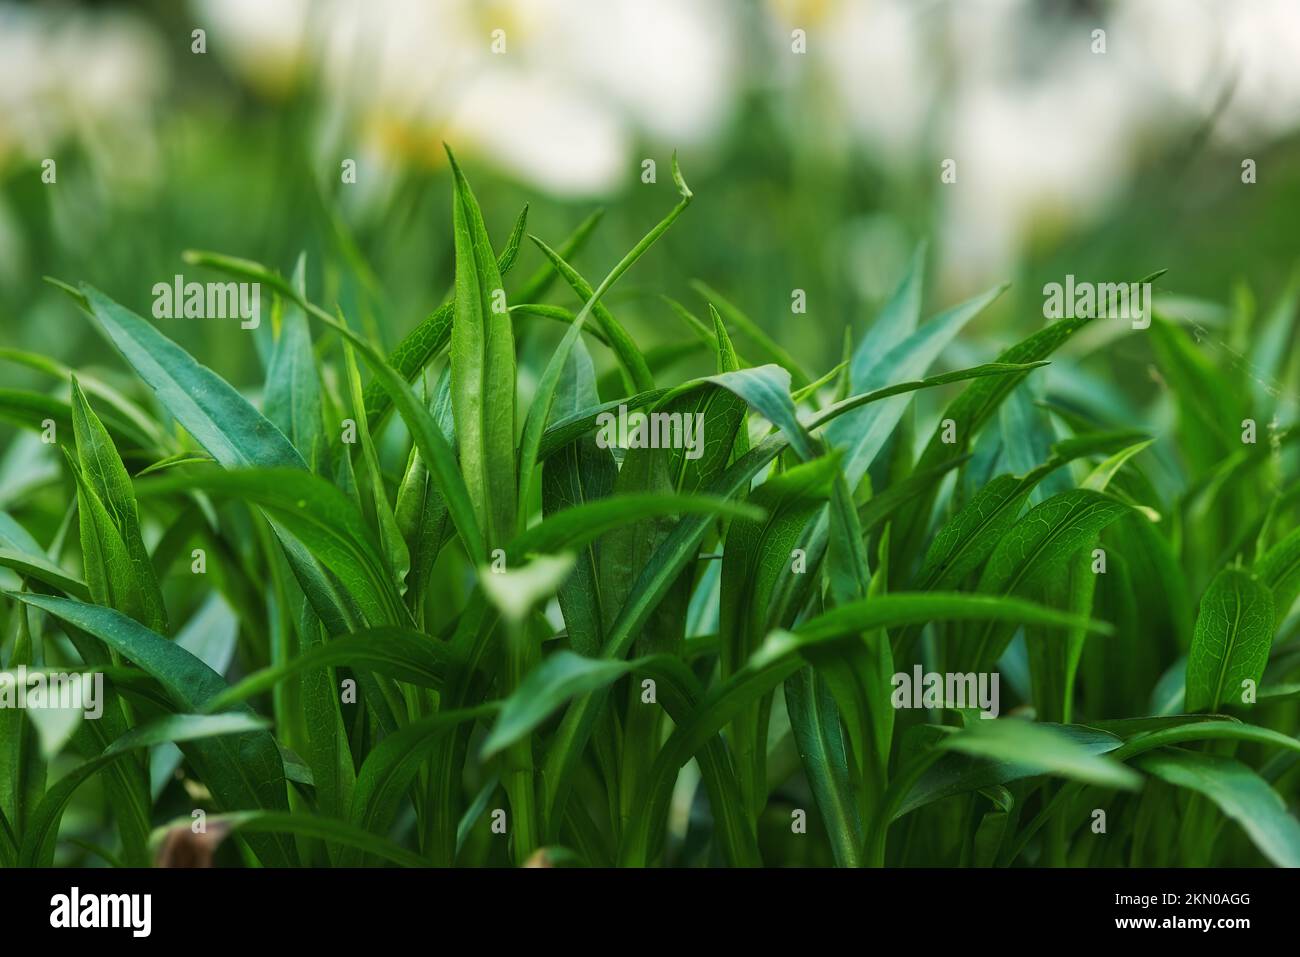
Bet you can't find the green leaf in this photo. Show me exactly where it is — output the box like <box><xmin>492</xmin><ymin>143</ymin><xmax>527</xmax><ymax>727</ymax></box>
<box><xmin>915</xmin><ymin>473</ymin><xmax>1036</xmax><ymax>591</ymax></box>
<box><xmin>395</xmin><ymin>369</ymin><xmax>456</xmax><ymax>619</ymax></box>
<box><xmin>826</xmin><ymin>281</ymin><xmax>1008</xmax><ymax>490</ymax></box>
<box><xmin>65</xmin><ymin>450</ymin><xmax>158</xmax><ymax>633</ymax></box>
<box><xmin>0</xmin><ymin>388</ymin><xmax>152</xmax><ymax>451</ymax></box>
<box><xmin>186</xmin><ymin>261</ymin><xmax>482</xmax><ymax>573</ymax></box>
<box><xmin>516</xmin><ymin>172</ymin><xmax>694</xmax><ymax>534</ymax></box>
<box><xmin>620</xmin><ymin>593</ymin><xmax>1109</xmax><ymax>863</ymax></box>
<box><xmin>531</xmin><ymin>237</ymin><xmax>654</xmax><ymax>394</ymax></box>
<box><xmin>293</xmin><ymin>601</ymin><xmax>355</xmax><ymax>837</ymax></box>
<box><xmin>344</xmin><ymin>705</ymin><xmax>496</xmax><ymax>864</ymax></box>
<box><xmin>1185</xmin><ymin>566</ymin><xmax>1274</xmax><ymax>712</ymax></box>
<box><xmin>538</xmin><ymin>388</ymin><xmax>670</xmax><ymax>462</ymax></box>
<box><xmin>1081</xmin><ymin>438</ymin><xmax>1154</xmax><ymax>492</ymax></box>
<box><xmin>263</xmin><ymin>255</ymin><xmax>325</xmax><ymax>468</ymax></box>
<box><xmin>134</xmin><ymin>451</ymin><xmax>214</xmax><ymax>477</ymax></box>
<box><xmin>325</xmin><ymin>308</ymin><xmax>487</xmax><ymax>563</ymax></box>
<box><xmin>1134</xmin><ymin>748</ymin><xmax>1300</xmax><ymax>868</ymax></box>
<box><xmin>447</xmin><ymin>146</ymin><xmax>518</xmax><ymax>551</ymax></box>
<box><xmin>785</xmin><ymin>667</ymin><xmax>862</xmax><ymax>866</ymax></box>
<box><xmin>997</xmin><ymin>382</ymin><xmax>1072</xmax><ymax>508</ymax></box>
<box><xmin>795</xmin><ymin>592</ymin><xmax>1112</xmax><ymax>644</ymax></box>
<box><xmin>939</xmin><ymin>719</ymin><xmax>1141</xmax><ymax>792</ymax></box>
<box><xmin>1150</xmin><ymin>318</ymin><xmax>1244</xmax><ymax>469</ymax></box>
<box><xmin>1110</xmin><ymin>719</ymin><xmax>1300</xmax><ymax>761</ymax></box>
<box><xmin>690</xmin><ymin>280</ymin><xmax>813</xmax><ymax>388</ymax></box>
<box><xmin>1256</xmin><ymin>526</ymin><xmax>1300</xmax><ymax>626</ymax></box>
<box><xmin>0</xmin><ymin>549</ymin><xmax>90</xmax><ymax>600</ymax></box>
<box><xmin>710</xmin><ymin>303</ymin><xmax>743</xmax><ymax>374</ymax></box>
<box><xmin>541</xmin><ymin>339</ymin><xmax>614</xmax><ymax>656</ymax></box>
<box><xmin>511</xmin><ymin>494</ymin><xmax>763</xmax><ymax>560</ymax></box>
<box><xmin>0</xmin><ymin>605</ymin><xmax>45</xmax><ymax>853</ymax></box>
<box><xmin>358</xmin><ymin>205</ymin><xmax>543</xmax><ymax>428</ymax></box>
<box><xmin>0</xmin><ymin>346</ymin><xmax>162</xmax><ymax>445</ymax></box>
<box><xmin>7</xmin><ymin>594</ymin><xmax>295</xmax><ymax>866</ymax></box>
<box><xmin>960</xmin><ymin>489</ymin><xmax>1129</xmax><ymax>672</ymax></box>
<box><xmin>894</xmin><ymin>724</ymin><xmax>1127</xmax><ymax>819</ymax></box>
<box><xmin>204</xmin><ymin>628</ymin><xmax>457</xmax><ymax>713</ymax></box>
<box><xmin>139</xmin><ymin>468</ymin><xmax>406</xmax><ymax>628</ymax></box>
<box><xmin>78</xmin><ymin>285</ymin><xmax>305</xmax><ymax>470</ymax></box>
<box><xmin>69</xmin><ymin>378</ymin><xmax>167</xmax><ymax>634</ymax></box>
<box><xmin>342</xmin><ymin>328</ymin><xmax>410</xmax><ymax>589</ymax></box>
<box><xmin>482</xmin><ymin>651</ymin><xmax>645</xmax><ymax>760</ymax></box>
<box><xmin>540</xmin><ymin>436</ymin><xmax>790</xmax><ymax>831</ymax></box>
<box><xmin>890</xmin><ymin>288</ymin><xmax>1135</xmax><ymax>575</ymax></box>
<box><xmin>65</xmin><ymin>283</ymin><xmax>368</xmax><ymax>638</ymax></box>
<box><xmin>18</xmin><ymin>712</ymin><xmax>271</xmax><ymax>867</ymax></box>
<box><xmin>719</xmin><ymin>454</ymin><xmax>838</xmax><ymax>817</ymax></box>
<box><xmin>1025</xmin><ymin>546</ymin><xmax>1098</xmax><ymax>723</ymax></box>
<box><xmin>665</xmin><ymin>365</ymin><xmax>817</xmax><ymax>462</ymax></box>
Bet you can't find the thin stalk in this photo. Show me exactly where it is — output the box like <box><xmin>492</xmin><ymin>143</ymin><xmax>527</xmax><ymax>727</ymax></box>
<box><xmin>502</xmin><ymin>616</ymin><xmax>539</xmax><ymax>863</ymax></box>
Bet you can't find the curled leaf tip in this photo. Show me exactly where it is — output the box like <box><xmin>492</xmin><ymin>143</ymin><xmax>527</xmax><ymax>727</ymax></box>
<box><xmin>671</xmin><ymin>151</ymin><xmax>692</xmax><ymax>202</ymax></box>
<box><xmin>44</xmin><ymin>276</ymin><xmax>86</xmax><ymax>307</ymax></box>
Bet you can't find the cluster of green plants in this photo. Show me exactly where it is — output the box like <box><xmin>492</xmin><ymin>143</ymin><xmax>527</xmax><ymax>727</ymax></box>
<box><xmin>1</xmin><ymin>151</ymin><xmax>1299</xmax><ymax>868</ymax></box>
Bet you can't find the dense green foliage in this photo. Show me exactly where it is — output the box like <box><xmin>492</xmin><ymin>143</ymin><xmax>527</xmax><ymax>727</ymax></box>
<box><xmin>2</xmin><ymin>155</ymin><xmax>1300</xmax><ymax>869</ymax></box>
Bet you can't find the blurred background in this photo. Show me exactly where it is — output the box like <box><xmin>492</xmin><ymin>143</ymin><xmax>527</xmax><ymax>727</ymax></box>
<box><xmin>3</xmin><ymin>0</ymin><xmax>1299</xmax><ymax>440</ymax></box>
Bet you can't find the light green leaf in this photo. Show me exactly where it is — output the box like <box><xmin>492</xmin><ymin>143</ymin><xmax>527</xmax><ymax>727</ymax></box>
<box><xmin>447</xmin><ymin>146</ymin><xmax>518</xmax><ymax>551</ymax></box>
<box><xmin>1135</xmin><ymin>748</ymin><xmax>1300</xmax><ymax>868</ymax></box>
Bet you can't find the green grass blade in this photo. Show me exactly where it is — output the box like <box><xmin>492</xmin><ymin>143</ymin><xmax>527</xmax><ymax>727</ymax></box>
<box><xmin>446</xmin><ymin>146</ymin><xmax>518</xmax><ymax>551</ymax></box>
<box><xmin>481</xmin><ymin>651</ymin><xmax>645</xmax><ymax>760</ymax></box>
<box><xmin>357</xmin><ymin>205</ymin><xmax>535</xmax><ymax>427</ymax></box>
<box><xmin>69</xmin><ymin>378</ymin><xmax>168</xmax><ymax>634</ymax></box>
<box><xmin>529</xmin><ymin>238</ymin><xmax>654</xmax><ymax>394</ymax></box>
<box><xmin>621</xmin><ymin>593</ymin><xmax>1101</xmax><ymax>863</ymax></box>
<box><xmin>826</xmin><ymin>282</ymin><xmax>1009</xmax><ymax>491</ymax></box>
<box><xmin>690</xmin><ymin>280</ymin><xmax>813</xmax><ymax>388</ymax></box>
<box><xmin>204</xmin><ymin>628</ymin><xmax>457</xmax><ymax>713</ymax></box>
<box><xmin>175</xmin><ymin>252</ymin><xmax>490</xmax><ymax>563</ymax></box>
<box><xmin>264</xmin><ymin>255</ymin><xmax>326</xmax><ymax>468</ymax></box>
<box><xmin>510</xmin><ymin>494</ymin><xmax>762</xmax><ymax>560</ymax></box>
<box><xmin>0</xmin><ymin>549</ymin><xmax>90</xmax><ymax>600</ymax></box>
<box><xmin>516</xmin><ymin>164</ymin><xmax>693</xmax><ymax>534</ymax></box>
<box><xmin>341</xmin><ymin>327</ymin><xmax>410</xmax><ymax>588</ymax></box>
<box><xmin>785</xmin><ymin>667</ymin><xmax>862</xmax><ymax>866</ymax></box>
